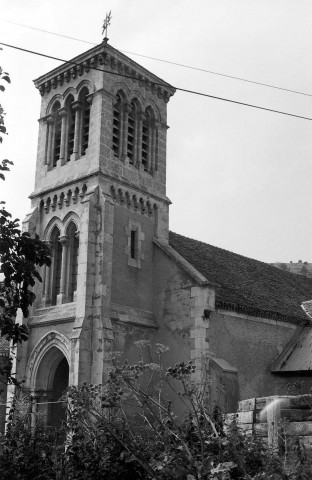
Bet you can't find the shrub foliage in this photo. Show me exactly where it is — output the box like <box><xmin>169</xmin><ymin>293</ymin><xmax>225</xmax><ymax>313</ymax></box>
<box><xmin>1</xmin><ymin>343</ymin><xmax>312</xmax><ymax>479</ymax></box>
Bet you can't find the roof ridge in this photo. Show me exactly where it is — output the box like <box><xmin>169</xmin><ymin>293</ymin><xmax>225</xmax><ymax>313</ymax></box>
<box><xmin>169</xmin><ymin>231</ymin><xmax>312</xmax><ymax>280</ymax></box>
<box><xmin>153</xmin><ymin>238</ymin><xmax>219</xmax><ymax>287</ymax></box>
<box><xmin>169</xmin><ymin>231</ymin><xmax>312</xmax><ymax>322</ymax></box>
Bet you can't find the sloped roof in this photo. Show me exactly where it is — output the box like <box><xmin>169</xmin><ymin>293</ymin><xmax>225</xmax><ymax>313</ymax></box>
<box><xmin>301</xmin><ymin>300</ymin><xmax>312</xmax><ymax>320</ymax></box>
<box><xmin>272</xmin><ymin>327</ymin><xmax>312</xmax><ymax>372</ymax></box>
<box><xmin>169</xmin><ymin>232</ymin><xmax>312</xmax><ymax>324</ymax></box>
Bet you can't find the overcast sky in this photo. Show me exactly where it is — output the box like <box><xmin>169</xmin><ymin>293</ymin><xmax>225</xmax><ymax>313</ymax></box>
<box><xmin>1</xmin><ymin>0</ymin><xmax>312</xmax><ymax>264</ymax></box>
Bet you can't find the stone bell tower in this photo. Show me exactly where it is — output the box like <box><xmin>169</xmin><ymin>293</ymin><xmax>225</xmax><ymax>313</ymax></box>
<box><xmin>16</xmin><ymin>38</ymin><xmax>175</xmax><ymax>424</ymax></box>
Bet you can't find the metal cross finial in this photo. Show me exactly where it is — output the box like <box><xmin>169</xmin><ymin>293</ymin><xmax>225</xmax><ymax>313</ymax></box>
<box><xmin>102</xmin><ymin>11</ymin><xmax>112</xmax><ymax>39</ymax></box>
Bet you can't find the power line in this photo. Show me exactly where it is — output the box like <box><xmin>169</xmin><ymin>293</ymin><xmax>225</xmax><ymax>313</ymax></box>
<box><xmin>3</xmin><ymin>19</ymin><xmax>312</xmax><ymax>99</ymax></box>
<box><xmin>1</xmin><ymin>41</ymin><xmax>312</xmax><ymax>122</ymax></box>
<box><xmin>3</xmin><ymin>20</ymin><xmax>96</xmax><ymax>47</ymax></box>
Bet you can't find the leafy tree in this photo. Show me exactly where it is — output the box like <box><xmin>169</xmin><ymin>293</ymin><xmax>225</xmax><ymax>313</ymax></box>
<box><xmin>0</xmin><ymin>65</ymin><xmax>51</xmax><ymax>383</ymax></box>
<box><xmin>300</xmin><ymin>265</ymin><xmax>308</xmax><ymax>277</ymax></box>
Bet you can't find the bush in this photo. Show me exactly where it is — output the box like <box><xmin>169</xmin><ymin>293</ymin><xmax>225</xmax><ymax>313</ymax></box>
<box><xmin>1</xmin><ymin>344</ymin><xmax>312</xmax><ymax>479</ymax></box>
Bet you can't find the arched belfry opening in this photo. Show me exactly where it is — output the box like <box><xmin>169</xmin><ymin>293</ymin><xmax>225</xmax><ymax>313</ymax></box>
<box><xmin>35</xmin><ymin>346</ymin><xmax>69</xmax><ymax>428</ymax></box>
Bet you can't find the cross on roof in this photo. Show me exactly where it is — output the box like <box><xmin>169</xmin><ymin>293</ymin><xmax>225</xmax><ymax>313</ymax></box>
<box><xmin>102</xmin><ymin>11</ymin><xmax>112</xmax><ymax>39</ymax></box>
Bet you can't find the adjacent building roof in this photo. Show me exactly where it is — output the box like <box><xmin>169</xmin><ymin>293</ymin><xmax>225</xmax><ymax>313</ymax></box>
<box><xmin>169</xmin><ymin>232</ymin><xmax>312</xmax><ymax>324</ymax></box>
<box><xmin>272</xmin><ymin>327</ymin><xmax>312</xmax><ymax>372</ymax></box>
<box><xmin>301</xmin><ymin>300</ymin><xmax>312</xmax><ymax>320</ymax></box>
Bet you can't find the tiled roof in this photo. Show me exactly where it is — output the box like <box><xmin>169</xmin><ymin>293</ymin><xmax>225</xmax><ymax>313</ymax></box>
<box><xmin>169</xmin><ymin>232</ymin><xmax>312</xmax><ymax>324</ymax></box>
<box><xmin>301</xmin><ymin>300</ymin><xmax>312</xmax><ymax>320</ymax></box>
<box><xmin>272</xmin><ymin>327</ymin><xmax>312</xmax><ymax>372</ymax></box>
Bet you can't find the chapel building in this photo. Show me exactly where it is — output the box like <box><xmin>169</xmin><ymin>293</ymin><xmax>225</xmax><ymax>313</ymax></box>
<box><xmin>13</xmin><ymin>39</ymin><xmax>312</xmax><ymax>427</ymax></box>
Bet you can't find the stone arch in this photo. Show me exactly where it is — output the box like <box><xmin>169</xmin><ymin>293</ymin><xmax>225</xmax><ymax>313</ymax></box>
<box><xmin>63</xmin><ymin>211</ymin><xmax>80</xmax><ymax>233</ymax></box>
<box><xmin>26</xmin><ymin>331</ymin><xmax>70</xmax><ymax>428</ymax></box>
<box><xmin>25</xmin><ymin>330</ymin><xmax>70</xmax><ymax>390</ymax></box>
<box><xmin>129</xmin><ymin>90</ymin><xmax>145</xmax><ymax>108</ymax></box>
<box><xmin>130</xmin><ymin>95</ymin><xmax>143</xmax><ymax>113</ymax></box>
<box><xmin>146</xmin><ymin>101</ymin><xmax>160</xmax><ymax>121</ymax></box>
<box><xmin>78</xmin><ymin>85</ymin><xmax>90</xmax><ymax>101</ymax></box>
<box><xmin>76</xmin><ymin>79</ymin><xmax>94</xmax><ymax>95</ymax></box>
<box><xmin>46</xmin><ymin>94</ymin><xmax>63</xmax><ymax>114</ymax></box>
<box><xmin>113</xmin><ymin>82</ymin><xmax>131</xmax><ymax>99</ymax></box>
<box><xmin>44</xmin><ymin>216</ymin><xmax>64</xmax><ymax>240</ymax></box>
<box><xmin>62</xmin><ymin>86</ymin><xmax>76</xmax><ymax>101</ymax></box>
<box><xmin>115</xmin><ymin>88</ymin><xmax>128</xmax><ymax>104</ymax></box>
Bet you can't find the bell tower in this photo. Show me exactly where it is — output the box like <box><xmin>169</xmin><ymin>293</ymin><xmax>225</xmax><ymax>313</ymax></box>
<box><xmin>17</xmin><ymin>38</ymin><xmax>176</xmax><ymax>397</ymax></box>
<box><xmin>32</xmin><ymin>39</ymin><xmax>175</xmax><ymax>226</ymax></box>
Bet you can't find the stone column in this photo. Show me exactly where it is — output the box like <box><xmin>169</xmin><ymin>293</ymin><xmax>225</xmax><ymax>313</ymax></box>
<box><xmin>46</xmin><ymin>115</ymin><xmax>55</xmax><ymax>168</ymax></box>
<box><xmin>59</xmin><ymin>107</ymin><xmax>67</xmax><ymax>165</ymax></box>
<box><xmin>30</xmin><ymin>394</ymin><xmax>38</xmax><ymax>436</ymax></box>
<box><xmin>42</xmin><ymin>241</ymin><xmax>53</xmax><ymax>307</ymax></box>
<box><xmin>57</xmin><ymin>235</ymin><xmax>69</xmax><ymax>305</ymax></box>
<box><xmin>72</xmin><ymin>100</ymin><xmax>82</xmax><ymax>160</ymax></box>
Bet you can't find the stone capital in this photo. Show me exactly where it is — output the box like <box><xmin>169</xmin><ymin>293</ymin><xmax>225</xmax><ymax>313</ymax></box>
<box><xmin>86</xmin><ymin>94</ymin><xmax>93</xmax><ymax>105</ymax></box>
<box><xmin>58</xmin><ymin>107</ymin><xmax>68</xmax><ymax>118</ymax></box>
<box><xmin>137</xmin><ymin>111</ymin><xmax>146</xmax><ymax>121</ymax></box>
<box><xmin>123</xmin><ymin>103</ymin><xmax>132</xmax><ymax>114</ymax></box>
<box><xmin>72</xmin><ymin>100</ymin><xmax>82</xmax><ymax>111</ymax></box>
<box><xmin>46</xmin><ymin>114</ymin><xmax>56</xmax><ymax>125</ymax></box>
<box><xmin>59</xmin><ymin>235</ymin><xmax>69</xmax><ymax>246</ymax></box>
<box><xmin>39</xmin><ymin>114</ymin><xmax>51</xmax><ymax>124</ymax></box>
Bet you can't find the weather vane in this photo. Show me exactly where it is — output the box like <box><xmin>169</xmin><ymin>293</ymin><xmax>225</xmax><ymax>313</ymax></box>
<box><xmin>102</xmin><ymin>11</ymin><xmax>112</xmax><ymax>39</ymax></box>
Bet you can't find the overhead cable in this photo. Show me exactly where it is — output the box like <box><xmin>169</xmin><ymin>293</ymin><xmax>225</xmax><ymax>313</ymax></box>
<box><xmin>1</xmin><ymin>41</ymin><xmax>311</xmax><ymax>122</ymax></box>
<box><xmin>3</xmin><ymin>19</ymin><xmax>312</xmax><ymax>99</ymax></box>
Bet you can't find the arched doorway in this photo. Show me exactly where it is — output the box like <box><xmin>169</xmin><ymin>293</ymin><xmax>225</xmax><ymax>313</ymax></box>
<box><xmin>35</xmin><ymin>346</ymin><xmax>69</xmax><ymax>428</ymax></box>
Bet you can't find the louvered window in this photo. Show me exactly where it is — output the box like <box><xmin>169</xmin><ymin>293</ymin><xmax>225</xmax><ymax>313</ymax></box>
<box><xmin>70</xmin><ymin>237</ymin><xmax>79</xmax><ymax>299</ymax></box>
<box><xmin>141</xmin><ymin>112</ymin><xmax>149</xmax><ymax>171</ymax></box>
<box><xmin>80</xmin><ymin>89</ymin><xmax>90</xmax><ymax>156</ymax></box>
<box><xmin>127</xmin><ymin>102</ymin><xmax>136</xmax><ymax>164</ymax></box>
<box><xmin>52</xmin><ymin>102</ymin><xmax>61</xmax><ymax>168</ymax></box>
<box><xmin>51</xmin><ymin>227</ymin><xmax>62</xmax><ymax>306</ymax></box>
<box><xmin>67</xmin><ymin>99</ymin><xmax>75</xmax><ymax>160</ymax></box>
<box><xmin>67</xmin><ymin>223</ymin><xmax>79</xmax><ymax>302</ymax></box>
<box><xmin>113</xmin><ymin>95</ymin><xmax>121</xmax><ymax>157</ymax></box>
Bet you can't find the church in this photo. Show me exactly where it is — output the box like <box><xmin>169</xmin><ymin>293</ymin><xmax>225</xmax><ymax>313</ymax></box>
<box><xmin>10</xmin><ymin>38</ymin><xmax>312</xmax><ymax>426</ymax></box>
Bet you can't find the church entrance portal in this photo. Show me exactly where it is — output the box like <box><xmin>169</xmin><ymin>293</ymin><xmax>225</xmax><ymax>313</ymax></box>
<box><xmin>35</xmin><ymin>347</ymin><xmax>69</xmax><ymax>428</ymax></box>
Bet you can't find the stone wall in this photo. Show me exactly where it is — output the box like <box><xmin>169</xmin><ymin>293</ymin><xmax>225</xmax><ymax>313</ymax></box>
<box><xmin>209</xmin><ymin>310</ymin><xmax>312</xmax><ymax>402</ymax></box>
<box><xmin>225</xmin><ymin>395</ymin><xmax>312</xmax><ymax>451</ymax></box>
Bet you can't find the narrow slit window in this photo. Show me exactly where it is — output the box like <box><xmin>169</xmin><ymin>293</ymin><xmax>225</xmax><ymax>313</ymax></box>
<box><xmin>126</xmin><ymin>222</ymin><xmax>144</xmax><ymax>269</ymax></box>
<box><xmin>130</xmin><ymin>229</ymin><xmax>136</xmax><ymax>259</ymax></box>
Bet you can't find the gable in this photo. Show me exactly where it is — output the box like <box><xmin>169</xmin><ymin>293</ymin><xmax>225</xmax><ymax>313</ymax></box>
<box><xmin>169</xmin><ymin>231</ymin><xmax>312</xmax><ymax>324</ymax></box>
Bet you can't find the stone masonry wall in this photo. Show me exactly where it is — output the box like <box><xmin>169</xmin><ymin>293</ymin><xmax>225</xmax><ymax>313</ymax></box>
<box><xmin>209</xmin><ymin>310</ymin><xmax>312</xmax><ymax>401</ymax></box>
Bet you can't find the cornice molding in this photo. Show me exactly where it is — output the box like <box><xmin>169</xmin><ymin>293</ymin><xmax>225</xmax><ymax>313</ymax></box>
<box><xmin>29</xmin><ymin>168</ymin><xmax>171</xmax><ymax>205</ymax></box>
<box><xmin>34</xmin><ymin>42</ymin><xmax>176</xmax><ymax>103</ymax></box>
